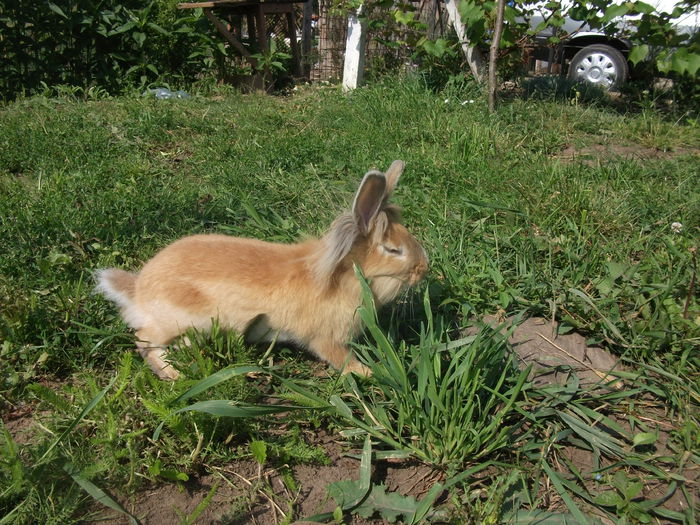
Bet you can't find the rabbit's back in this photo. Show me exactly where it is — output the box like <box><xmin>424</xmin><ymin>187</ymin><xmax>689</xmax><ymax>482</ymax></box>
<box><xmin>131</xmin><ymin>234</ymin><xmax>334</xmax><ymax>336</ymax></box>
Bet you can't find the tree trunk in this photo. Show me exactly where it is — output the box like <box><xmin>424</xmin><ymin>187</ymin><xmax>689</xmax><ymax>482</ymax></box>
<box><xmin>444</xmin><ymin>0</ymin><xmax>486</xmax><ymax>83</ymax></box>
<box><xmin>488</xmin><ymin>0</ymin><xmax>506</xmax><ymax>112</ymax></box>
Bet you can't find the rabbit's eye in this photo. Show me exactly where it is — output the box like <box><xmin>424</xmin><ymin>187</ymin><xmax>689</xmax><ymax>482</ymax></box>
<box><xmin>382</xmin><ymin>245</ymin><xmax>403</xmax><ymax>256</ymax></box>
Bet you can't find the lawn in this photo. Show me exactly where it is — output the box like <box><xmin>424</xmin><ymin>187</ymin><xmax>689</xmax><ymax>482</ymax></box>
<box><xmin>1</xmin><ymin>78</ymin><xmax>698</xmax><ymax>524</ymax></box>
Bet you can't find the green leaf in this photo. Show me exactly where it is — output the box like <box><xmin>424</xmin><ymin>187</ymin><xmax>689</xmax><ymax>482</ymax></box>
<box><xmin>109</xmin><ymin>20</ymin><xmax>136</xmax><ymax>35</ymax></box>
<box><xmin>326</xmin><ymin>439</ymin><xmax>419</xmax><ymax>523</ymax></box>
<box><xmin>354</xmin><ymin>484</ymin><xmax>418</xmax><ymax>522</ymax></box>
<box><xmin>393</xmin><ymin>10</ymin><xmax>415</xmax><ymax>25</ymax></box>
<box><xmin>48</xmin><ymin>2</ymin><xmax>68</xmax><ymax>19</ymax></box>
<box><xmin>412</xmin><ymin>463</ymin><xmax>493</xmax><ymax>523</ymax></box>
<box><xmin>159</xmin><ymin>469</ymin><xmax>189</xmax><ymax>482</ymax></box>
<box><xmin>671</xmin><ymin>49</ymin><xmax>690</xmax><ymax>75</ymax></box>
<box><xmin>602</xmin><ymin>4</ymin><xmax>630</xmax><ymax>22</ymax></box>
<box><xmin>612</xmin><ymin>471</ymin><xmax>629</xmax><ymax>493</ymax></box>
<box><xmin>593</xmin><ymin>490</ymin><xmax>623</xmax><ymax>507</ymax></box>
<box><xmin>326</xmin><ymin>436</ymin><xmax>372</xmax><ymax>509</ymax></box>
<box><xmin>633</xmin><ymin>2</ymin><xmax>655</xmax><ymax>14</ymax></box>
<box><xmin>629</xmin><ymin>45</ymin><xmax>649</xmax><ymax>66</ymax></box>
<box><xmin>329</xmin><ymin>395</ymin><xmax>354</xmax><ymax>420</ymax></box>
<box><xmin>458</xmin><ymin>1</ymin><xmax>484</xmax><ymax>23</ymax></box>
<box><xmin>147</xmin><ymin>22</ymin><xmax>169</xmax><ymax>36</ymax></box>
<box><xmin>624</xmin><ymin>480</ymin><xmax>644</xmax><ymax>501</ymax></box>
<box><xmin>606</xmin><ymin>261</ymin><xmax>629</xmax><ymax>281</ymax></box>
<box><xmin>686</xmin><ymin>52</ymin><xmax>700</xmax><ymax>76</ymax></box>
<box><xmin>132</xmin><ymin>31</ymin><xmax>146</xmax><ymax>48</ymax></box>
<box><xmin>632</xmin><ymin>432</ymin><xmax>657</xmax><ymax>447</ymax></box>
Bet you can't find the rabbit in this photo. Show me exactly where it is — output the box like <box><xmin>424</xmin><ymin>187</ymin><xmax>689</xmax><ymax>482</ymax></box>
<box><xmin>95</xmin><ymin>161</ymin><xmax>428</xmax><ymax>380</ymax></box>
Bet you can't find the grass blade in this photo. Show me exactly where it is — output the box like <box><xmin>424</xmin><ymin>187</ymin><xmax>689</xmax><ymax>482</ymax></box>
<box><xmin>542</xmin><ymin>462</ymin><xmax>591</xmax><ymax>525</ymax></box>
<box><xmin>169</xmin><ymin>365</ymin><xmax>265</xmax><ymax>406</ymax></box>
<box><xmin>64</xmin><ymin>462</ymin><xmax>139</xmax><ymax>525</ymax></box>
<box><xmin>172</xmin><ymin>400</ymin><xmax>304</xmax><ymax>417</ymax></box>
<box><xmin>39</xmin><ymin>375</ymin><xmax>116</xmax><ymax>462</ymax></box>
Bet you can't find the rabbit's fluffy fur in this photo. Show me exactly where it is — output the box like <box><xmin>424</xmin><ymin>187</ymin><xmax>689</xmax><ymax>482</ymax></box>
<box><xmin>96</xmin><ymin>161</ymin><xmax>428</xmax><ymax>379</ymax></box>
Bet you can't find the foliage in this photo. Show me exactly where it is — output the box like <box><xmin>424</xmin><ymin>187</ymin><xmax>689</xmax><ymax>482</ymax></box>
<box><xmin>311</xmin><ymin>436</ymin><xmax>425</xmax><ymax>523</ymax></box>
<box><xmin>346</xmin><ymin>0</ymin><xmax>699</xmax><ymax>90</ymax></box>
<box><xmin>332</xmin><ymin>274</ymin><xmax>529</xmax><ymax>469</ymax></box>
<box><xmin>466</xmin><ymin>0</ymin><xmax>699</xmax><ymax>78</ymax></box>
<box><xmin>0</xmin><ymin>0</ymin><xmax>224</xmax><ymax>101</ymax></box>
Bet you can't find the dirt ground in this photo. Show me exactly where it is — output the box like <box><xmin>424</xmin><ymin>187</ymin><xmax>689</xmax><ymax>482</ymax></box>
<box><xmin>554</xmin><ymin>140</ymin><xmax>695</xmax><ymax>166</ymax></box>
<box><xmin>79</xmin><ymin>430</ymin><xmax>439</xmax><ymax>525</ymax></box>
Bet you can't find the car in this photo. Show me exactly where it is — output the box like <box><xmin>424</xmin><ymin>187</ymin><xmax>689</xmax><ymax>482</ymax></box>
<box><xmin>525</xmin><ymin>1</ymin><xmax>698</xmax><ymax>89</ymax></box>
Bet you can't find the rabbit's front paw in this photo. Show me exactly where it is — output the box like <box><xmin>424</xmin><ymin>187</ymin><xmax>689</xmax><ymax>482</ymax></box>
<box><xmin>343</xmin><ymin>360</ymin><xmax>373</xmax><ymax>377</ymax></box>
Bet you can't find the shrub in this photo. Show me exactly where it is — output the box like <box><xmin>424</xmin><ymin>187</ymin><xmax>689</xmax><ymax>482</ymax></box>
<box><xmin>0</xmin><ymin>0</ymin><xmax>223</xmax><ymax>101</ymax></box>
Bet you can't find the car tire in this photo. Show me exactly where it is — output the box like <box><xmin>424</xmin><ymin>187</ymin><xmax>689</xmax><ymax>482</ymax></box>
<box><xmin>567</xmin><ymin>44</ymin><xmax>628</xmax><ymax>90</ymax></box>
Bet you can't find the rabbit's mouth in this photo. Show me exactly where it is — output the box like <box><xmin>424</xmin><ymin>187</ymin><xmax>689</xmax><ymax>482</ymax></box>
<box><xmin>370</xmin><ymin>274</ymin><xmax>410</xmax><ymax>305</ymax></box>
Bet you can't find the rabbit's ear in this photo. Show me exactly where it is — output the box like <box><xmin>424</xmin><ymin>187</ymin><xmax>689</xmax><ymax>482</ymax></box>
<box><xmin>384</xmin><ymin>160</ymin><xmax>405</xmax><ymax>196</ymax></box>
<box><xmin>353</xmin><ymin>171</ymin><xmax>386</xmax><ymax>234</ymax></box>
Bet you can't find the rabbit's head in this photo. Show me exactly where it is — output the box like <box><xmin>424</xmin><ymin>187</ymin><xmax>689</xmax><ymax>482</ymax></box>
<box><xmin>313</xmin><ymin>161</ymin><xmax>428</xmax><ymax>304</ymax></box>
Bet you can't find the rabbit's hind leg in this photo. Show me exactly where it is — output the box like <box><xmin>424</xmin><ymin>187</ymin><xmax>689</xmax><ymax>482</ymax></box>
<box><xmin>135</xmin><ymin>326</ymin><xmax>180</xmax><ymax>380</ymax></box>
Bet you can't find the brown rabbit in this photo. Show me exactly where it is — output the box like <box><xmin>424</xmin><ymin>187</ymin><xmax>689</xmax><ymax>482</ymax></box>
<box><xmin>96</xmin><ymin>161</ymin><xmax>428</xmax><ymax>380</ymax></box>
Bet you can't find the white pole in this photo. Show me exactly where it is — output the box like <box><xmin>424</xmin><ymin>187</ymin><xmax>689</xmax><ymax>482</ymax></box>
<box><xmin>342</xmin><ymin>6</ymin><xmax>367</xmax><ymax>91</ymax></box>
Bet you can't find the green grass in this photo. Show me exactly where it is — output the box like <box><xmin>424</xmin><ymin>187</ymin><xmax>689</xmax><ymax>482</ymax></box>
<box><xmin>1</xmin><ymin>77</ymin><xmax>698</xmax><ymax>524</ymax></box>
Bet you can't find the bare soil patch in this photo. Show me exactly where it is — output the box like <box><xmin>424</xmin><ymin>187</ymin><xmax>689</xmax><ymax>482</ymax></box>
<box><xmin>555</xmin><ymin>142</ymin><xmax>696</xmax><ymax>166</ymax></box>
<box><xmin>87</xmin><ymin>431</ymin><xmax>437</xmax><ymax>525</ymax></box>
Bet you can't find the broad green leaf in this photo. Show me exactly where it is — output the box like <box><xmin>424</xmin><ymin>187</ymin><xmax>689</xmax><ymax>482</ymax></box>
<box><xmin>147</xmin><ymin>21</ymin><xmax>169</xmax><ymax>36</ymax></box>
<box><xmin>612</xmin><ymin>470</ymin><xmax>629</xmax><ymax>493</ymax></box>
<box><xmin>132</xmin><ymin>31</ymin><xmax>146</xmax><ymax>48</ymax></box>
<box><xmin>683</xmin><ymin>50</ymin><xmax>700</xmax><ymax>76</ymax></box>
<box><xmin>632</xmin><ymin>432</ymin><xmax>657</xmax><ymax>447</ymax></box>
<box><xmin>593</xmin><ymin>490</ymin><xmax>622</xmax><ymax>507</ymax></box>
<box><xmin>606</xmin><ymin>261</ymin><xmax>629</xmax><ymax>280</ymax></box>
<box><xmin>629</xmin><ymin>45</ymin><xmax>649</xmax><ymax>65</ymax></box>
<box><xmin>602</xmin><ymin>4</ymin><xmax>630</xmax><ymax>22</ymax></box>
<box><xmin>393</xmin><ymin>10</ymin><xmax>415</xmax><ymax>25</ymax></box>
<box><xmin>671</xmin><ymin>49</ymin><xmax>690</xmax><ymax>75</ymax></box>
<box><xmin>109</xmin><ymin>20</ymin><xmax>136</xmax><ymax>35</ymax></box>
<box><xmin>353</xmin><ymin>484</ymin><xmax>418</xmax><ymax>521</ymax></box>
<box><xmin>633</xmin><ymin>2</ymin><xmax>655</xmax><ymax>14</ymax></box>
<box><xmin>458</xmin><ymin>1</ymin><xmax>484</xmax><ymax>23</ymax></box>
<box><xmin>624</xmin><ymin>480</ymin><xmax>644</xmax><ymax>501</ymax></box>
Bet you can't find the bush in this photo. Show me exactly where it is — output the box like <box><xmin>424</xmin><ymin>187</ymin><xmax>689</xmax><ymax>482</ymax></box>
<box><xmin>0</xmin><ymin>0</ymin><xmax>223</xmax><ymax>101</ymax></box>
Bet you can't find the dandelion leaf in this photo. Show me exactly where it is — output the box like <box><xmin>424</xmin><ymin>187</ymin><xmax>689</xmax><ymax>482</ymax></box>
<box><xmin>327</xmin><ymin>480</ymin><xmax>419</xmax><ymax>523</ymax></box>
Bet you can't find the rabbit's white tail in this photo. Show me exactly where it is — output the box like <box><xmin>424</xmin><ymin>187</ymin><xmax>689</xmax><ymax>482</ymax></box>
<box><xmin>95</xmin><ymin>269</ymin><xmax>146</xmax><ymax>329</ymax></box>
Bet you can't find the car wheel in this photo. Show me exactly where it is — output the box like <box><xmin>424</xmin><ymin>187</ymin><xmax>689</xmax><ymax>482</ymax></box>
<box><xmin>568</xmin><ymin>44</ymin><xmax>628</xmax><ymax>90</ymax></box>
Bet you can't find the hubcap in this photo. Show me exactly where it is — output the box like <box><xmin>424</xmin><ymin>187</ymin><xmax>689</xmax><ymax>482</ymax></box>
<box><xmin>574</xmin><ymin>52</ymin><xmax>617</xmax><ymax>88</ymax></box>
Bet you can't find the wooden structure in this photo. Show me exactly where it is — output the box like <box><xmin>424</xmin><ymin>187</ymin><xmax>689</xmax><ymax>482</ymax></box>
<box><xmin>178</xmin><ymin>0</ymin><xmax>308</xmax><ymax>79</ymax></box>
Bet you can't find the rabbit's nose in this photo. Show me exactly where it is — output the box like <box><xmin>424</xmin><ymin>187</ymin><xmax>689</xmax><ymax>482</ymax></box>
<box><xmin>410</xmin><ymin>258</ymin><xmax>428</xmax><ymax>284</ymax></box>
